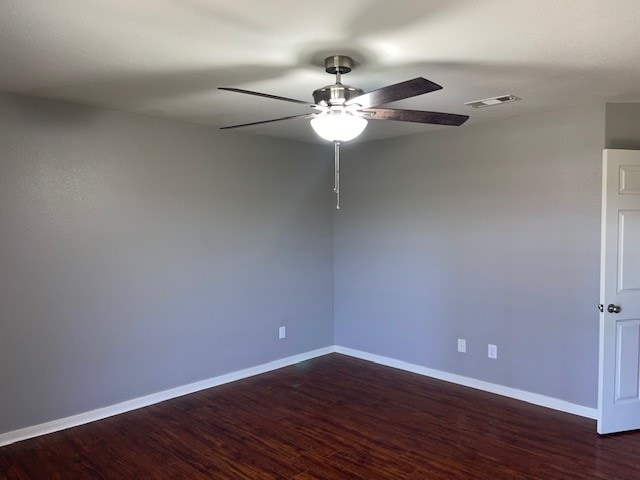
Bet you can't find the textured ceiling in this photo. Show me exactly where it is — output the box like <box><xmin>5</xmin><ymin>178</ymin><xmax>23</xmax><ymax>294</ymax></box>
<box><xmin>2</xmin><ymin>0</ymin><xmax>640</xmax><ymax>144</ymax></box>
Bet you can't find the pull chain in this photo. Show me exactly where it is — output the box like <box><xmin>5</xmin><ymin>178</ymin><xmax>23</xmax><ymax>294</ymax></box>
<box><xmin>334</xmin><ymin>141</ymin><xmax>340</xmax><ymax>210</ymax></box>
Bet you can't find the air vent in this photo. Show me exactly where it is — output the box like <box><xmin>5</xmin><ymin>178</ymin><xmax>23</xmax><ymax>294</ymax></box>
<box><xmin>465</xmin><ymin>95</ymin><xmax>521</xmax><ymax>108</ymax></box>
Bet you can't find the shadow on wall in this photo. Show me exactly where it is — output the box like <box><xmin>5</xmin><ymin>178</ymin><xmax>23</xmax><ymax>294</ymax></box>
<box><xmin>605</xmin><ymin>103</ymin><xmax>640</xmax><ymax>150</ymax></box>
<box><xmin>1</xmin><ymin>94</ymin><xmax>101</xmax><ymax>128</ymax></box>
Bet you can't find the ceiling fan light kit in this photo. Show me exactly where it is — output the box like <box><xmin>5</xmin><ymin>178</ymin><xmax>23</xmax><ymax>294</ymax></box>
<box><xmin>310</xmin><ymin>111</ymin><xmax>368</xmax><ymax>142</ymax></box>
<box><xmin>219</xmin><ymin>55</ymin><xmax>470</xmax><ymax>209</ymax></box>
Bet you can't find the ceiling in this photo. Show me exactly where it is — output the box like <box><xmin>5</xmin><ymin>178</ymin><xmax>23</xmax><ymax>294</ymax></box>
<box><xmin>1</xmin><ymin>0</ymin><xmax>640</xmax><ymax>144</ymax></box>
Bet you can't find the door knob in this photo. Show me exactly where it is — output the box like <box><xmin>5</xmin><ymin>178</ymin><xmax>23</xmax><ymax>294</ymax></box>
<box><xmin>607</xmin><ymin>304</ymin><xmax>621</xmax><ymax>314</ymax></box>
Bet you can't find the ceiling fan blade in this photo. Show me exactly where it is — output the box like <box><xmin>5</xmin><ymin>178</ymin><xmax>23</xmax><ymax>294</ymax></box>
<box><xmin>346</xmin><ymin>78</ymin><xmax>442</xmax><ymax>109</ymax></box>
<box><xmin>220</xmin><ymin>114</ymin><xmax>312</xmax><ymax>130</ymax></box>
<box><xmin>363</xmin><ymin>108</ymin><xmax>469</xmax><ymax>126</ymax></box>
<box><xmin>218</xmin><ymin>87</ymin><xmax>312</xmax><ymax>106</ymax></box>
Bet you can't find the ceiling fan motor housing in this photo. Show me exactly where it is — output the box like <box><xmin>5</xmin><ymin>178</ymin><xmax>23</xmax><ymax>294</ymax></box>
<box><xmin>313</xmin><ymin>83</ymin><xmax>364</xmax><ymax>106</ymax></box>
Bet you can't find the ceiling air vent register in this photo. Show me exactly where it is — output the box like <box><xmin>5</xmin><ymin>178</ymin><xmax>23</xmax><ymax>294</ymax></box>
<box><xmin>465</xmin><ymin>95</ymin><xmax>521</xmax><ymax>108</ymax></box>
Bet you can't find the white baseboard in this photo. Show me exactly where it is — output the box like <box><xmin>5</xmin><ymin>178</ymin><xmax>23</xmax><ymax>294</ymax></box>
<box><xmin>334</xmin><ymin>346</ymin><xmax>597</xmax><ymax>419</ymax></box>
<box><xmin>0</xmin><ymin>346</ymin><xmax>335</xmax><ymax>448</ymax></box>
<box><xmin>1</xmin><ymin>344</ymin><xmax>597</xmax><ymax>447</ymax></box>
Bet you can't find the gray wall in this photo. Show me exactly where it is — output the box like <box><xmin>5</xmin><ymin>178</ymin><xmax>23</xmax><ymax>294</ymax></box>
<box><xmin>334</xmin><ymin>104</ymin><xmax>605</xmax><ymax>408</ymax></box>
<box><xmin>0</xmin><ymin>92</ymin><xmax>614</xmax><ymax>435</ymax></box>
<box><xmin>0</xmin><ymin>94</ymin><xmax>334</xmax><ymax>434</ymax></box>
<box><xmin>606</xmin><ymin>103</ymin><xmax>640</xmax><ymax>149</ymax></box>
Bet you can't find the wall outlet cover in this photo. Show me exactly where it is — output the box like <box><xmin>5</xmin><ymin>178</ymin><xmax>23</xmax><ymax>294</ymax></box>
<box><xmin>279</xmin><ymin>326</ymin><xmax>286</xmax><ymax>340</ymax></box>
<box><xmin>457</xmin><ymin>338</ymin><xmax>467</xmax><ymax>353</ymax></box>
<box><xmin>488</xmin><ymin>344</ymin><xmax>497</xmax><ymax>359</ymax></box>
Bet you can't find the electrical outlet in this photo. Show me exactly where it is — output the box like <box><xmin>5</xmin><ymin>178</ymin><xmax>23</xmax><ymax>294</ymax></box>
<box><xmin>278</xmin><ymin>326</ymin><xmax>286</xmax><ymax>339</ymax></box>
<box><xmin>457</xmin><ymin>338</ymin><xmax>467</xmax><ymax>353</ymax></box>
<box><xmin>488</xmin><ymin>344</ymin><xmax>497</xmax><ymax>359</ymax></box>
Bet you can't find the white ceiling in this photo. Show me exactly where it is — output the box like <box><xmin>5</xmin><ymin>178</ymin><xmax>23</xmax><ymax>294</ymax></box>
<box><xmin>2</xmin><ymin>0</ymin><xmax>640</xmax><ymax>144</ymax></box>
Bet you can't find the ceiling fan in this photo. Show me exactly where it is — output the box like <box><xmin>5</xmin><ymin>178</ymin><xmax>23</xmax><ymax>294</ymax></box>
<box><xmin>219</xmin><ymin>55</ymin><xmax>469</xmax><ymax>209</ymax></box>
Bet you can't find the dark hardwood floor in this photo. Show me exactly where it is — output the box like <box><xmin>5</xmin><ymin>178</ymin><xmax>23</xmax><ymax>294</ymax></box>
<box><xmin>1</xmin><ymin>353</ymin><xmax>639</xmax><ymax>479</ymax></box>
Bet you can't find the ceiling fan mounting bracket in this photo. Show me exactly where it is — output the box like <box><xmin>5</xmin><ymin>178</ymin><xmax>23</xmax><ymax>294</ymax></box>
<box><xmin>324</xmin><ymin>55</ymin><xmax>354</xmax><ymax>74</ymax></box>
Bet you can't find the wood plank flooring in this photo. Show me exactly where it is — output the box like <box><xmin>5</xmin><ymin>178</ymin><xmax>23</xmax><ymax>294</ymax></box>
<box><xmin>1</xmin><ymin>353</ymin><xmax>640</xmax><ymax>479</ymax></box>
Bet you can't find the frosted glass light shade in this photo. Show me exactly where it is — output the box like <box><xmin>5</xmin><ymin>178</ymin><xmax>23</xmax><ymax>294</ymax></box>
<box><xmin>310</xmin><ymin>113</ymin><xmax>367</xmax><ymax>142</ymax></box>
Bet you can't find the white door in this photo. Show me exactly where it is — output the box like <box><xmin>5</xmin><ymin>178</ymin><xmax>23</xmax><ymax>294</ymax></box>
<box><xmin>598</xmin><ymin>149</ymin><xmax>640</xmax><ymax>434</ymax></box>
